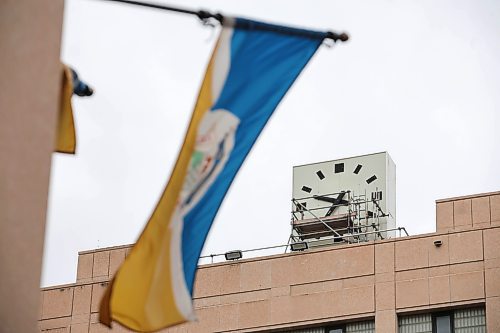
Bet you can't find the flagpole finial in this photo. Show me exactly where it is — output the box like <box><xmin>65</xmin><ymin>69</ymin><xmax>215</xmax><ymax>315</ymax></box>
<box><xmin>326</xmin><ymin>31</ymin><xmax>349</xmax><ymax>42</ymax></box>
<box><xmin>196</xmin><ymin>10</ymin><xmax>224</xmax><ymax>24</ymax></box>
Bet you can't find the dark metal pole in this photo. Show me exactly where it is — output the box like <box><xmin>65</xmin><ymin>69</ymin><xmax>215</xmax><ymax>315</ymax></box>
<box><xmin>95</xmin><ymin>0</ymin><xmax>348</xmax><ymax>42</ymax></box>
<box><xmin>96</xmin><ymin>0</ymin><xmax>224</xmax><ymax>22</ymax></box>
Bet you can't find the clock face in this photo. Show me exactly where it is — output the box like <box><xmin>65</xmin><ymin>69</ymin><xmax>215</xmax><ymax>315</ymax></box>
<box><xmin>292</xmin><ymin>152</ymin><xmax>394</xmax><ymax>222</ymax></box>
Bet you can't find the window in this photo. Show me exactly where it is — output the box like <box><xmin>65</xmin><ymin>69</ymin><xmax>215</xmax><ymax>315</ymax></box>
<box><xmin>399</xmin><ymin>307</ymin><xmax>486</xmax><ymax>333</ymax></box>
<box><xmin>327</xmin><ymin>328</ymin><xmax>343</xmax><ymax>333</ymax></box>
<box><xmin>399</xmin><ymin>313</ymin><xmax>432</xmax><ymax>333</ymax></box>
<box><xmin>433</xmin><ymin>312</ymin><xmax>453</xmax><ymax>333</ymax></box>
<box><xmin>280</xmin><ymin>320</ymin><xmax>374</xmax><ymax>333</ymax></box>
<box><xmin>326</xmin><ymin>321</ymin><xmax>375</xmax><ymax>333</ymax></box>
<box><xmin>454</xmin><ymin>308</ymin><xmax>486</xmax><ymax>333</ymax></box>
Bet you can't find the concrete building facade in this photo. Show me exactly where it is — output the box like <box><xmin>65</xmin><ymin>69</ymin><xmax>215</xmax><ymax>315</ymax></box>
<box><xmin>39</xmin><ymin>191</ymin><xmax>500</xmax><ymax>332</ymax></box>
<box><xmin>1</xmin><ymin>1</ymin><xmax>65</xmax><ymax>332</ymax></box>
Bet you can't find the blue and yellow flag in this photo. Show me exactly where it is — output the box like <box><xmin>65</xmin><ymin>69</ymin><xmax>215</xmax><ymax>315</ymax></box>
<box><xmin>56</xmin><ymin>65</ymin><xmax>77</xmax><ymax>154</ymax></box>
<box><xmin>56</xmin><ymin>65</ymin><xmax>93</xmax><ymax>154</ymax></box>
<box><xmin>100</xmin><ymin>17</ymin><xmax>328</xmax><ymax>332</ymax></box>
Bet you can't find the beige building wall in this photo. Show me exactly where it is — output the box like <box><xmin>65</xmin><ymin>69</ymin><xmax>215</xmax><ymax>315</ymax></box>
<box><xmin>1</xmin><ymin>1</ymin><xmax>64</xmax><ymax>332</ymax></box>
<box><xmin>39</xmin><ymin>191</ymin><xmax>500</xmax><ymax>332</ymax></box>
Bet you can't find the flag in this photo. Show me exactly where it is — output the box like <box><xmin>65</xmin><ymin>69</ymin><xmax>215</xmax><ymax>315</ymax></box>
<box><xmin>56</xmin><ymin>65</ymin><xmax>77</xmax><ymax>154</ymax></box>
<box><xmin>56</xmin><ymin>65</ymin><xmax>93</xmax><ymax>154</ymax></box>
<box><xmin>100</xmin><ymin>17</ymin><xmax>329</xmax><ymax>332</ymax></box>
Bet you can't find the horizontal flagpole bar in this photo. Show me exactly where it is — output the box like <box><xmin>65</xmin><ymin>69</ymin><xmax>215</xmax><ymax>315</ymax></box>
<box><xmin>96</xmin><ymin>0</ymin><xmax>223</xmax><ymax>22</ymax></box>
<box><xmin>199</xmin><ymin>227</ymin><xmax>409</xmax><ymax>260</ymax></box>
<box><xmin>93</xmin><ymin>0</ymin><xmax>349</xmax><ymax>42</ymax></box>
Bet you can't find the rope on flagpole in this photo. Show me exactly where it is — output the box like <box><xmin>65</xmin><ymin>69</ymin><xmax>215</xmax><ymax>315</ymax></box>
<box><xmin>94</xmin><ymin>0</ymin><xmax>349</xmax><ymax>42</ymax></box>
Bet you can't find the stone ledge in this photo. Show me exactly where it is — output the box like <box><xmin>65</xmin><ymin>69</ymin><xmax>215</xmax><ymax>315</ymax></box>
<box><xmin>436</xmin><ymin>191</ymin><xmax>500</xmax><ymax>203</ymax></box>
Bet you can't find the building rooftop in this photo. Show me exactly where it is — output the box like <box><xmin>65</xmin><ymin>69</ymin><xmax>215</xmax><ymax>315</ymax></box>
<box><xmin>38</xmin><ymin>191</ymin><xmax>500</xmax><ymax>332</ymax></box>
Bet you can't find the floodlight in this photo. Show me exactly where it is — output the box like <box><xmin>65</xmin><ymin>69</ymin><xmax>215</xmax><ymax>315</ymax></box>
<box><xmin>290</xmin><ymin>241</ymin><xmax>308</xmax><ymax>251</ymax></box>
<box><xmin>224</xmin><ymin>250</ymin><xmax>243</xmax><ymax>260</ymax></box>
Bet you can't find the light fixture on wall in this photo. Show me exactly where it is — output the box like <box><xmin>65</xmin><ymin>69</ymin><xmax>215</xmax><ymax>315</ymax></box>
<box><xmin>290</xmin><ymin>241</ymin><xmax>308</xmax><ymax>251</ymax></box>
<box><xmin>433</xmin><ymin>240</ymin><xmax>442</xmax><ymax>247</ymax></box>
<box><xmin>224</xmin><ymin>250</ymin><xmax>243</xmax><ymax>260</ymax></box>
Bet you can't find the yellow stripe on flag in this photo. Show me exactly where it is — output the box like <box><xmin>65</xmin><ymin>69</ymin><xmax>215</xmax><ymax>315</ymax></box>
<box><xmin>100</xmin><ymin>42</ymin><xmax>219</xmax><ymax>332</ymax></box>
<box><xmin>55</xmin><ymin>65</ymin><xmax>76</xmax><ymax>154</ymax></box>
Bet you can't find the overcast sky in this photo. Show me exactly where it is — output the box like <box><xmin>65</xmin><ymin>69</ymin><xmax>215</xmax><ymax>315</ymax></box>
<box><xmin>42</xmin><ymin>0</ymin><xmax>500</xmax><ymax>287</ymax></box>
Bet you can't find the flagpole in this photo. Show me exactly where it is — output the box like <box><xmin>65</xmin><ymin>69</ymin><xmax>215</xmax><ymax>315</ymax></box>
<box><xmin>96</xmin><ymin>0</ymin><xmax>224</xmax><ymax>23</ymax></box>
<box><xmin>95</xmin><ymin>0</ymin><xmax>349</xmax><ymax>42</ymax></box>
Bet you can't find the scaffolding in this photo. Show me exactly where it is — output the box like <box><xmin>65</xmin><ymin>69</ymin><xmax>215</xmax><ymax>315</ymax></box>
<box><xmin>288</xmin><ymin>190</ymin><xmax>403</xmax><ymax>248</ymax></box>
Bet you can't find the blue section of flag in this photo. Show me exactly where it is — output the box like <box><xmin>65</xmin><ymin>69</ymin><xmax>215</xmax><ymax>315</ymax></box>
<box><xmin>234</xmin><ymin>17</ymin><xmax>328</xmax><ymax>41</ymax></box>
<box><xmin>181</xmin><ymin>19</ymin><xmax>326</xmax><ymax>293</ymax></box>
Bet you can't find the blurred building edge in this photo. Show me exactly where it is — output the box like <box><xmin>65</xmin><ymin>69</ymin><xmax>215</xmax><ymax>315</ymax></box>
<box><xmin>0</xmin><ymin>1</ymin><xmax>65</xmax><ymax>333</ymax></box>
<box><xmin>39</xmin><ymin>191</ymin><xmax>500</xmax><ymax>333</ymax></box>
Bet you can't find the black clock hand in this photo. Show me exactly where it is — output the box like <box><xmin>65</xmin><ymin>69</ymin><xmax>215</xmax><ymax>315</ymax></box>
<box><xmin>313</xmin><ymin>195</ymin><xmax>336</xmax><ymax>203</ymax></box>
<box><xmin>313</xmin><ymin>195</ymin><xmax>348</xmax><ymax>205</ymax></box>
<box><xmin>325</xmin><ymin>191</ymin><xmax>347</xmax><ymax>217</ymax></box>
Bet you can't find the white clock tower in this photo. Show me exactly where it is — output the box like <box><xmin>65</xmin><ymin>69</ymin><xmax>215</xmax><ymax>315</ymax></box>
<box><xmin>290</xmin><ymin>152</ymin><xmax>396</xmax><ymax>247</ymax></box>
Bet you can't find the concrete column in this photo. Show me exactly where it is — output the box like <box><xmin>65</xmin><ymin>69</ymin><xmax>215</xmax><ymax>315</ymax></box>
<box><xmin>0</xmin><ymin>0</ymin><xmax>64</xmax><ymax>332</ymax></box>
<box><xmin>376</xmin><ymin>310</ymin><xmax>397</xmax><ymax>333</ymax></box>
<box><xmin>375</xmin><ymin>241</ymin><xmax>397</xmax><ymax>332</ymax></box>
<box><xmin>486</xmin><ymin>297</ymin><xmax>500</xmax><ymax>332</ymax></box>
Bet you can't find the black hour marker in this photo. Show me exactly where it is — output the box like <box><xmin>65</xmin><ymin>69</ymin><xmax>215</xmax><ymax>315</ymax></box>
<box><xmin>297</xmin><ymin>202</ymin><xmax>307</xmax><ymax>211</ymax></box>
<box><xmin>371</xmin><ymin>191</ymin><xmax>383</xmax><ymax>201</ymax></box>
<box><xmin>353</xmin><ymin>164</ymin><xmax>362</xmax><ymax>174</ymax></box>
<box><xmin>366</xmin><ymin>175</ymin><xmax>377</xmax><ymax>184</ymax></box>
<box><xmin>334</xmin><ymin>163</ymin><xmax>344</xmax><ymax>173</ymax></box>
<box><xmin>302</xmin><ymin>186</ymin><xmax>312</xmax><ymax>193</ymax></box>
<box><xmin>316</xmin><ymin>170</ymin><xmax>325</xmax><ymax>180</ymax></box>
